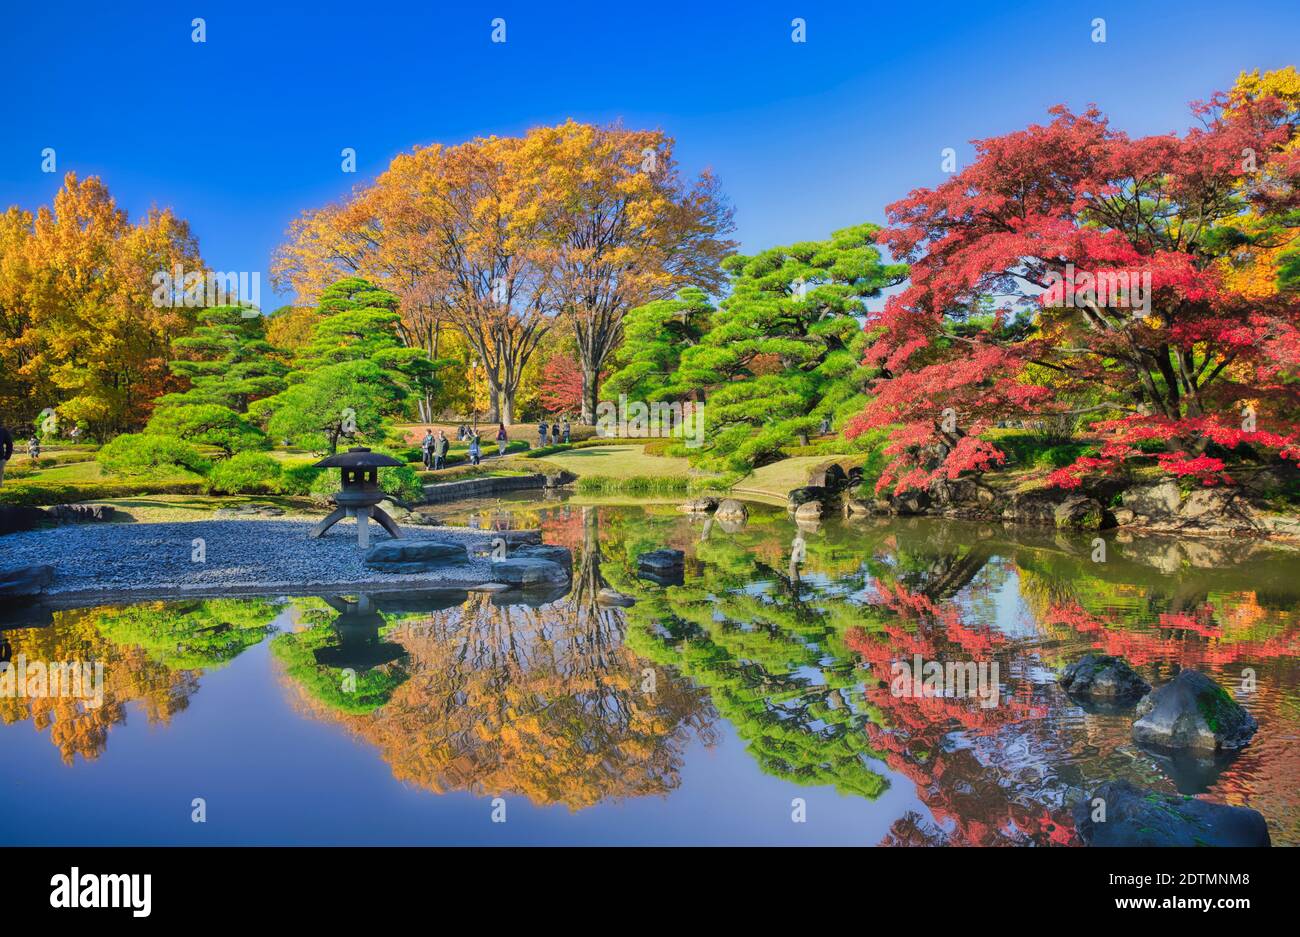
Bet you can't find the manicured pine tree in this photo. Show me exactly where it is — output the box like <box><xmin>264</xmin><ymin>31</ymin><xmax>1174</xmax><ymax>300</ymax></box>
<box><xmin>671</xmin><ymin>225</ymin><xmax>906</xmax><ymax>472</ymax></box>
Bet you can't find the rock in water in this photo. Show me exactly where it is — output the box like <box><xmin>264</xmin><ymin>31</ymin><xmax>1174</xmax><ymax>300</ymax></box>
<box><xmin>794</xmin><ymin>500</ymin><xmax>823</xmax><ymax>521</ymax></box>
<box><xmin>1054</xmin><ymin>495</ymin><xmax>1107</xmax><ymax>531</ymax></box>
<box><xmin>364</xmin><ymin>540</ymin><xmax>468</xmax><ymax>573</ymax></box>
<box><xmin>714</xmin><ymin>499</ymin><xmax>748</xmax><ymax>521</ymax></box>
<box><xmin>637</xmin><ymin>549</ymin><xmax>685</xmax><ymax>573</ymax></box>
<box><xmin>597</xmin><ymin>588</ymin><xmax>636</xmax><ymax>607</ymax></box>
<box><xmin>0</xmin><ymin>564</ymin><xmax>55</xmax><ymax>598</ymax></box>
<box><xmin>1060</xmin><ymin>654</ymin><xmax>1150</xmax><ymax>703</ymax></box>
<box><xmin>787</xmin><ymin>486</ymin><xmax>828</xmax><ymax>508</ymax></box>
<box><xmin>678</xmin><ymin>497</ymin><xmax>719</xmax><ymax>514</ymax></box>
<box><xmin>489</xmin><ymin>557</ymin><xmax>569</xmax><ymax>587</ymax></box>
<box><xmin>1132</xmin><ymin>669</ymin><xmax>1257</xmax><ymax>752</ymax></box>
<box><xmin>512</xmin><ymin>544</ymin><xmax>573</xmax><ymax>569</ymax></box>
<box><xmin>1073</xmin><ymin>780</ymin><xmax>1269</xmax><ymax>847</ymax></box>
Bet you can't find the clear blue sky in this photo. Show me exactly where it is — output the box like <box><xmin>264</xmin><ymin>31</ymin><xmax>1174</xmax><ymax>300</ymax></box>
<box><xmin>2</xmin><ymin>0</ymin><xmax>1297</xmax><ymax>308</ymax></box>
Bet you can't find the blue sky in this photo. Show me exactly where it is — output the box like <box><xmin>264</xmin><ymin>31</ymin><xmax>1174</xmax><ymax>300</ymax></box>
<box><xmin>2</xmin><ymin>0</ymin><xmax>1297</xmax><ymax>309</ymax></box>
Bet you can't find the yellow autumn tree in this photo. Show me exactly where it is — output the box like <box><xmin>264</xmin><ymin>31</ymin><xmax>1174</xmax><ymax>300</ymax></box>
<box><xmin>0</xmin><ymin>172</ymin><xmax>203</xmax><ymax>434</ymax></box>
<box><xmin>1220</xmin><ymin>67</ymin><xmax>1300</xmax><ymax>298</ymax></box>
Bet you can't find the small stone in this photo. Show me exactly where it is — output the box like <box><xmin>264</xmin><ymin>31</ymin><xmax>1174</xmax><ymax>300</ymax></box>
<box><xmin>637</xmin><ymin>549</ymin><xmax>685</xmax><ymax>573</ymax></box>
<box><xmin>597</xmin><ymin>588</ymin><xmax>636</xmax><ymax>607</ymax></box>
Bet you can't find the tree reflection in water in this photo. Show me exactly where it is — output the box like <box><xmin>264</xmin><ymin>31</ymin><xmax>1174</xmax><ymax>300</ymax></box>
<box><xmin>5</xmin><ymin>500</ymin><xmax>1298</xmax><ymax>843</ymax></box>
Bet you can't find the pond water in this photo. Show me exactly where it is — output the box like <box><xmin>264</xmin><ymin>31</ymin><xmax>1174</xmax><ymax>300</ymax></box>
<box><xmin>3</xmin><ymin>496</ymin><xmax>1298</xmax><ymax>846</ymax></box>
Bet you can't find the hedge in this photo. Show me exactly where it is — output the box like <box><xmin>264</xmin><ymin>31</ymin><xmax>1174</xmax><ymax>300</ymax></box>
<box><xmin>0</xmin><ymin>480</ymin><xmax>206</xmax><ymax>507</ymax></box>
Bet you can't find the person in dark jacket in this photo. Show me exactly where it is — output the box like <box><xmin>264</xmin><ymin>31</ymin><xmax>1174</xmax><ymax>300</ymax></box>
<box><xmin>0</xmin><ymin>423</ymin><xmax>13</xmax><ymax>488</ymax></box>
<box><xmin>561</xmin><ymin>419</ymin><xmax>571</xmax><ymax>444</ymax></box>
<box><xmin>434</xmin><ymin>431</ymin><xmax>449</xmax><ymax>470</ymax></box>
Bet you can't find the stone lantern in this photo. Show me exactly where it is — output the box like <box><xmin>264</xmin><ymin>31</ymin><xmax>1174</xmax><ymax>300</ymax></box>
<box><xmin>309</xmin><ymin>447</ymin><xmax>405</xmax><ymax>548</ymax></box>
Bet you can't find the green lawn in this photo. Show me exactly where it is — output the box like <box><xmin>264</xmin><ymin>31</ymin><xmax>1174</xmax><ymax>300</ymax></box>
<box><xmin>733</xmin><ymin>454</ymin><xmax>870</xmax><ymax>500</ymax></box>
<box><xmin>527</xmin><ymin>443</ymin><xmax>693</xmax><ymax>478</ymax></box>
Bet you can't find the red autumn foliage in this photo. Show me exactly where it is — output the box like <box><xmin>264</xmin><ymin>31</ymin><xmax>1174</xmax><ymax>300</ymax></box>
<box><xmin>538</xmin><ymin>354</ymin><xmax>584</xmax><ymax>415</ymax></box>
<box><xmin>846</xmin><ymin>89</ymin><xmax>1300</xmax><ymax>494</ymax></box>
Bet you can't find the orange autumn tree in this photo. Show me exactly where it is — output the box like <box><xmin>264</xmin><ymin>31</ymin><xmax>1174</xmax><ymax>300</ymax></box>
<box><xmin>273</xmin><ymin>121</ymin><xmax>734</xmax><ymax>424</ymax></box>
<box><xmin>511</xmin><ymin>121</ymin><xmax>735</xmax><ymax>422</ymax></box>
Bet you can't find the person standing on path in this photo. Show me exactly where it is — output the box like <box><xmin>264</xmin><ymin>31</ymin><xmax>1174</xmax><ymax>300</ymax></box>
<box><xmin>421</xmin><ymin>428</ymin><xmax>435</xmax><ymax>469</ymax></box>
<box><xmin>434</xmin><ymin>431</ymin><xmax>448</xmax><ymax>470</ymax></box>
<box><xmin>562</xmin><ymin>419</ymin><xmax>570</xmax><ymax>444</ymax></box>
<box><xmin>538</xmin><ymin>420</ymin><xmax>549</xmax><ymax>448</ymax></box>
<box><xmin>0</xmin><ymin>422</ymin><xmax>12</xmax><ymax>488</ymax></box>
<box><xmin>496</xmin><ymin>423</ymin><xmax>508</xmax><ymax>457</ymax></box>
<box><xmin>468</xmin><ymin>432</ymin><xmax>481</xmax><ymax>466</ymax></box>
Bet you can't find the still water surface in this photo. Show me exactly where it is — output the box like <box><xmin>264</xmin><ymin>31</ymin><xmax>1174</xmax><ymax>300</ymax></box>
<box><xmin>3</xmin><ymin>496</ymin><xmax>1298</xmax><ymax>845</ymax></box>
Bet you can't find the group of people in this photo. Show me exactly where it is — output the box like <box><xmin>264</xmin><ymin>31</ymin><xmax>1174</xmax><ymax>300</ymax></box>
<box><xmin>419</xmin><ymin>418</ymin><xmax>573</xmax><ymax>472</ymax></box>
<box><xmin>538</xmin><ymin>419</ymin><xmax>570</xmax><ymax>447</ymax></box>
<box><xmin>0</xmin><ymin>422</ymin><xmax>44</xmax><ymax>488</ymax></box>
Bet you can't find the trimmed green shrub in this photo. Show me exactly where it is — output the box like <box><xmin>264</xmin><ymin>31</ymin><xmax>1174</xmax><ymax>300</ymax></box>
<box><xmin>206</xmin><ymin>452</ymin><xmax>283</xmax><ymax>494</ymax></box>
<box><xmin>96</xmin><ymin>433</ymin><xmax>211</xmax><ymax>479</ymax></box>
<box><xmin>145</xmin><ymin>404</ymin><xmax>270</xmax><ymax>455</ymax></box>
<box><xmin>278</xmin><ymin>460</ymin><xmax>323</xmax><ymax>496</ymax></box>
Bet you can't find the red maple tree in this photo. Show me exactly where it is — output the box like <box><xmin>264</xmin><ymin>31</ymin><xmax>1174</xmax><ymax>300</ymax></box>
<box><xmin>846</xmin><ymin>87</ymin><xmax>1300</xmax><ymax>494</ymax></box>
<box><xmin>538</xmin><ymin>354</ymin><xmax>584</xmax><ymax>415</ymax></box>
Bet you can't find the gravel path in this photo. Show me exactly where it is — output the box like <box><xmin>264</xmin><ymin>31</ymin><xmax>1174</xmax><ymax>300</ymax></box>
<box><xmin>3</xmin><ymin>519</ymin><xmax>504</xmax><ymax>599</ymax></box>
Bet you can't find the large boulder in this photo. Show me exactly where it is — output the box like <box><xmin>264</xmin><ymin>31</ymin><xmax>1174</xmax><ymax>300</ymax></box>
<box><xmin>1060</xmin><ymin>654</ymin><xmax>1150</xmax><ymax>703</ymax></box>
<box><xmin>890</xmin><ymin>489</ymin><xmax>931</xmax><ymax>516</ymax></box>
<box><xmin>1132</xmin><ymin>669</ymin><xmax>1258</xmax><ymax>753</ymax></box>
<box><xmin>364</xmin><ymin>540</ymin><xmax>468</xmax><ymax>573</ymax></box>
<box><xmin>47</xmin><ymin>503</ymin><xmax>116</xmax><ymax>524</ymax></box>
<box><xmin>1002</xmin><ymin>490</ymin><xmax>1060</xmax><ymax>526</ymax></box>
<box><xmin>714</xmin><ymin>499</ymin><xmax>749</xmax><ymax>522</ymax></box>
<box><xmin>1073</xmin><ymin>780</ymin><xmax>1270</xmax><ymax>847</ymax></box>
<box><xmin>0</xmin><ymin>505</ymin><xmax>50</xmax><ymax>536</ymax></box>
<box><xmin>1123</xmin><ymin>479</ymin><xmax>1182</xmax><ymax>517</ymax></box>
<box><xmin>0</xmin><ymin>564</ymin><xmax>56</xmax><ymax>599</ymax></box>
<box><xmin>1054</xmin><ymin>495</ymin><xmax>1107</xmax><ymax>531</ymax></box>
<box><xmin>489</xmin><ymin>557</ymin><xmax>570</xmax><ymax>587</ymax></box>
<box><xmin>807</xmin><ymin>463</ymin><xmax>848</xmax><ymax>492</ymax></box>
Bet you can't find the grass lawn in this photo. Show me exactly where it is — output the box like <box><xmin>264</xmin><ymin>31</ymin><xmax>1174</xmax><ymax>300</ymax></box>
<box><xmin>525</xmin><ymin>443</ymin><xmax>693</xmax><ymax>479</ymax></box>
<box><xmin>734</xmin><ymin>454</ymin><xmax>872</xmax><ymax>500</ymax></box>
<box><xmin>80</xmin><ymin>494</ymin><xmax>319</xmax><ymax>524</ymax></box>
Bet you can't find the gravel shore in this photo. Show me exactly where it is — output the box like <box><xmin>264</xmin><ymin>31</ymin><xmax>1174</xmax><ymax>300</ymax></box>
<box><xmin>2</xmin><ymin>519</ymin><xmax>505</xmax><ymax>599</ymax></box>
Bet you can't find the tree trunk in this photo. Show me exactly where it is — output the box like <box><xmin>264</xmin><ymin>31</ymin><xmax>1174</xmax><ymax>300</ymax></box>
<box><xmin>581</xmin><ymin>366</ymin><xmax>599</xmax><ymax>425</ymax></box>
